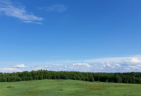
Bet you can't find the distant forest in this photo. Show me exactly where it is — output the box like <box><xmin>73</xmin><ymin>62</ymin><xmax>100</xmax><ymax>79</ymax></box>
<box><xmin>0</xmin><ymin>70</ymin><xmax>141</xmax><ymax>84</ymax></box>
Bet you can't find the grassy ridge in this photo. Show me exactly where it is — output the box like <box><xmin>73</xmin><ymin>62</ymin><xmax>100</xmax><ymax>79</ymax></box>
<box><xmin>0</xmin><ymin>79</ymin><xmax>141</xmax><ymax>96</ymax></box>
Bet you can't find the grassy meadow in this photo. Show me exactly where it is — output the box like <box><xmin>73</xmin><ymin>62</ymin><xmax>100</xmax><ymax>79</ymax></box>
<box><xmin>0</xmin><ymin>79</ymin><xmax>141</xmax><ymax>96</ymax></box>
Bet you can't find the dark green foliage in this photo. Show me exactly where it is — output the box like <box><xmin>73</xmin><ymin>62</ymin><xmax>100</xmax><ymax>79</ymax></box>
<box><xmin>29</xmin><ymin>76</ymin><xmax>33</xmax><ymax>80</ymax></box>
<box><xmin>73</xmin><ymin>76</ymin><xmax>76</xmax><ymax>80</ymax></box>
<box><xmin>0</xmin><ymin>70</ymin><xmax>141</xmax><ymax>84</ymax></box>
<box><xmin>113</xmin><ymin>75</ymin><xmax>122</xmax><ymax>83</ymax></box>
<box><xmin>90</xmin><ymin>77</ymin><xmax>94</xmax><ymax>82</ymax></box>
<box><xmin>81</xmin><ymin>77</ymin><xmax>85</xmax><ymax>81</ymax></box>
<box><xmin>39</xmin><ymin>74</ymin><xmax>43</xmax><ymax>80</ymax></box>
<box><xmin>16</xmin><ymin>77</ymin><xmax>22</xmax><ymax>81</ymax></box>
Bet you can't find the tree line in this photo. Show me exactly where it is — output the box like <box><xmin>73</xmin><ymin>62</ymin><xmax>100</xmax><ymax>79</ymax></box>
<box><xmin>0</xmin><ymin>70</ymin><xmax>141</xmax><ymax>84</ymax></box>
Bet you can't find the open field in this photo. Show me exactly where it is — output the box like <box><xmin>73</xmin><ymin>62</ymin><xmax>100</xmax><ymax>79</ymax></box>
<box><xmin>0</xmin><ymin>79</ymin><xmax>141</xmax><ymax>96</ymax></box>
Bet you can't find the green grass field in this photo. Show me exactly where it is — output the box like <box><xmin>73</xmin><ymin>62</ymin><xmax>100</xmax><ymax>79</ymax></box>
<box><xmin>0</xmin><ymin>79</ymin><xmax>141</xmax><ymax>96</ymax></box>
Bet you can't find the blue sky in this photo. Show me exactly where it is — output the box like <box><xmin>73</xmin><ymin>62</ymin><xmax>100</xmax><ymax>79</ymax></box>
<box><xmin>0</xmin><ymin>0</ymin><xmax>141</xmax><ymax>73</ymax></box>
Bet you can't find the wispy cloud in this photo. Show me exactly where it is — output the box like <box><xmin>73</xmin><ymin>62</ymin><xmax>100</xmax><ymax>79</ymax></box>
<box><xmin>0</xmin><ymin>68</ymin><xmax>22</xmax><ymax>73</ymax></box>
<box><xmin>72</xmin><ymin>63</ymin><xmax>90</xmax><ymax>67</ymax></box>
<box><xmin>32</xmin><ymin>66</ymin><xmax>44</xmax><ymax>70</ymax></box>
<box><xmin>12</xmin><ymin>64</ymin><xmax>28</xmax><ymax>68</ymax></box>
<box><xmin>23</xmin><ymin>21</ymin><xmax>43</xmax><ymax>25</ymax></box>
<box><xmin>1</xmin><ymin>55</ymin><xmax>141</xmax><ymax>73</ymax></box>
<box><xmin>0</xmin><ymin>0</ymin><xmax>43</xmax><ymax>24</ymax></box>
<box><xmin>45</xmin><ymin>4</ymin><xmax>67</xmax><ymax>12</ymax></box>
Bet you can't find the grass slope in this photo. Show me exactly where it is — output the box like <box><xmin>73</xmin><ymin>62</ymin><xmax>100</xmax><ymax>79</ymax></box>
<box><xmin>0</xmin><ymin>79</ymin><xmax>141</xmax><ymax>96</ymax></box>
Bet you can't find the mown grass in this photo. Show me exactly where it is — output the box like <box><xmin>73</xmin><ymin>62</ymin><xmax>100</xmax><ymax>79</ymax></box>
<box><xmin>0</xmin><ymin>79</ymin><xmax>141</xmax><ymax>96</ymax></box>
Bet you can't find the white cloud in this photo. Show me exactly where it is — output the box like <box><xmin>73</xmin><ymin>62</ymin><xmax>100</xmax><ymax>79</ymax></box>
<box><xmin>124</xmin><ymin>58</ymin><xmax>141</xmax><ymax>64</ymax></box>
<box><xmin>65</xmin><ymin>64</ymin><xmax>67</xmax><ymax>67</ymax></box>
<box><xmin>12</xmin><ymin>64</ymin><xmax>28</xmax><ymax>68</ymax></box>
<box><xmin>56</xmin><ymin>64</ymin><xmax>60</xmax><ymax>66</ymax></box>
<box><xmin>129</xmin><ymin>66</ymin><xmax>140</xmax><ymax>69</ymax></box>
<box><xmin>0</xmin><ymin>0</ymin><xmax>43</xmax><ymax>23</ymax></box>
<box><xmin>23</xmin><ymin>21</ymin><xmax>43</xmax><ymax>24</ymax></box>
<box><xmin>107</xmin><ymin>62</ymin><xmax>111</xmax><ymax>67</ymax></box>
<box><xmin>1</xmin><ymin>55</ymin><xmax>141</xmax><ymax>73</ymax></box>
<box><xmin>131</xmin><ymin>58</ymin><xmax>141</xmax><ymax>63</ymax></box>
<box><xmin>84</xmin><ymin>57</ymin><xmax>131</xmax><ymax>63</ymax></box>
<box><xmin>44</xmin><ymin>66</ymin><xmax>52</xmax><ymax>68</ymax></box>
<box><xmin>0</xmin><ymin>68</ymin><xmax>22</xmax><ymax>73</ymax></box>
<box><xmin>46</xmin><ymin>4</ymin><xmax>67</xmax><ymax>12</ymax></box>
<box><xmin>115</xmin><ymin>64</ymin><xmax>121</xmax><ymax>67</ymax></box>
<box><xmin>33</xmin><ymin>67</ymin><xmax>44</xmax><ymax>70</ymax></box>
<box><xmin>136</xmin><ymin>65</ymin><xmax>141</xmax><ymax>67</ymax></box>
<box><xmin>32</xmin><ymin>65</ymin><xmax>53</xmax><ymax>71</ymax></box>
<box><xmin>84</xmin><ymin>57</ymin><xmax>141</xmax><ymax>65</ymax></box>
<box><xmin>72</xmin><ymin>63</ymin><xmax>91</xmax><ymax>67</ymax></box>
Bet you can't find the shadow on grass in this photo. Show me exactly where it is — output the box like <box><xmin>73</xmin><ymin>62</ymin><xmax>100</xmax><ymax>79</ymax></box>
<box><xmin>7</xmin><ymin>86</ymin><xmax>15</xmax><ymax>88</ymax></box>
<box><xmin>20</xmin><ymin>90</ymin><xmax>42</xmax><ymax>95</ymax></box>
